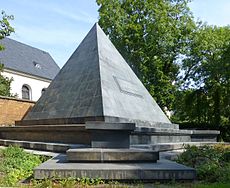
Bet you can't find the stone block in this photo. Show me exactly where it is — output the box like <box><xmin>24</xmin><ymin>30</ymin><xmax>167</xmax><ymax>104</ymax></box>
<box><xmin>85</xmin><ymin>122</ymin><xmax>135</xmax><ymax>130</ymax></box>
<box><xmin>67</xmin><ymin>148</ymin><xmax>159</xmax><ymax>162</ymax></box>
<box><xmin>85</xmin><ymin>122</ymin><xmax>135</xmax><ymax>148</ymax></box>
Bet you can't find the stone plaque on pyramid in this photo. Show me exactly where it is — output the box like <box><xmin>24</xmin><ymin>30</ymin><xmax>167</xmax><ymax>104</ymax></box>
<box><xmin>20</xmin><ymin>23</ymin><xmax>171</xmax><ymax>127</ymax></box>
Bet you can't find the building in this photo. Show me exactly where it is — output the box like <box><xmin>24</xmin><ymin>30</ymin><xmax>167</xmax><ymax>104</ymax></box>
<box><xmin>0</xmin><ymin>38</ymin><xmax>60</xmax><ymax>101</ymax></box>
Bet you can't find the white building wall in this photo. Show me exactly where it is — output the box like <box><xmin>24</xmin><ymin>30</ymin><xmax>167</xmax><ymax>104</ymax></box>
<box><xmin>2</xmin><ymin>70</ymin><xmax>51</xmax><ymax>101</ymax></box>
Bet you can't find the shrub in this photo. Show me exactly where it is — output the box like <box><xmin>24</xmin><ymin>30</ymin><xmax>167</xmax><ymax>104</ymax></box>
<box><xmin>0</xmin><ymin>145</ymin><xmax>48</xmax><ymax>186</ymax></box>
<box><xmin>176</xmin><ymin>144</ymin><xmax>230</xmax><ymax>183</ymax></box>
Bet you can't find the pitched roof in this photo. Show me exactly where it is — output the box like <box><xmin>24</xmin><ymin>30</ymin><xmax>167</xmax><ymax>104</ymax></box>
<box><xmin>0</xmin><ymin>38</ymin><xmax>60</xmax><ymax>80</ymax></box>
<box><xmin>22</xmin><ymin>23</ymin><xmax>171</xmax><ymax>126</ymax></box>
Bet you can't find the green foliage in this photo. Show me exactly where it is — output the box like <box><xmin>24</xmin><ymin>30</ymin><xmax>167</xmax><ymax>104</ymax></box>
<box><xmin>177</xmin><ymin>144</ymin><xmax>230</xmax><ymax>183</ymax></box>
<box><xmin>0</xmin><ymin>64</ymin><xmax>13</xmax><ymax>97</ymax></box>
<box><xmin>0</xmin><ymin>11</ymin><xmax>14</xmax><ymax>97</ymax></box>
<box><xmin>59</xmin><ymin>177</ymin><xmax>76</xmax><ymax>188</ymax></box>
<box><xmin>0</xmin><ymin>11</ymin><xmax>14</xmax><ymax>39</ymax></box>
<box><xmin>192</xmin><ymin>183</ymin><xmax>230</xmax><ymax>188</ymax></box>
<box><xmin>32</xmin><ymin>177</ymin><xmax>105</xmax><ymax>187</ymax></box>
<box><xmin>97</xmin><ymin>0</ymin><xmax>196</xmax><ymax>111</ymax></box>
<box><xmin>172</xmin><ymin>25</ymin><xmax>230</xmax><ymax>141</ymax></box>
<box><xmin>0</xmin><ymin>145</ymin><xmax>48</xmax><ymax>186</ymax></box>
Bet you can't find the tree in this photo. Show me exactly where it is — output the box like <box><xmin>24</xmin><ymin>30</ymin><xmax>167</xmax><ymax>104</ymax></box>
<box><xmin>96</xmin><ymin>0</ymin><xmax>196</xmax><ymax>111</ymax></box>
<box><xmin>172</xmin><ymin>25</ymin><xmax>230</xmax><ymax>141</ymax></box>
<box><xmin>0</xmin><ymin>11</ymin><xmax>14</xmax><ymax>96</ymax></box>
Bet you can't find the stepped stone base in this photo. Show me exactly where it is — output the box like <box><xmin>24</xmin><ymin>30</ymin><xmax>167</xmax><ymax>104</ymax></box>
<box><xmin>0</xmin><ymin>124</ymin><xmax>220</xmax><ymax>146</ymax></box>
<box><xmin>34</xmin><ymin>154</ymin><xmax>196</xmax><ymax>181</ymax></box>
<box><xmin>0</xmin><ymin>139</ymin><xmax>220</xmax><ymax>153</ymax></box>
<box><xmin>67</xmin><ymin>148</ymin><xmax>159</xmax><ymax>162</ymax></box>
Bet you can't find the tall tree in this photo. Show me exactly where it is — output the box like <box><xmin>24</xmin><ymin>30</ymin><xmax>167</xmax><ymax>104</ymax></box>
<box><xmin>96</xmin><ymin>0</ymin><xmax>196</xmax><ymax>111</ymax></box>
<box><xmin>0</xmin><ymin>11</ymin><xmax>14</xmax><ymax>96</ymax></box>
<box><xmin>172</xmin><ymin>25</ymin><xmax>230</xmax><ymax>140</ymax></box>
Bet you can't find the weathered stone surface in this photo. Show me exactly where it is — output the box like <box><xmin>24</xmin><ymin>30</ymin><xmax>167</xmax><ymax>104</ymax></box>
<box><xmin>85</xmin><ymin>122</ymin><xmax>135</xmax><ymax>130</ymax></box>
<box><xmin>20</xmin><ymin>23</ymin><xmax>171</xmax><ymax>127</ymax></box>
<box><xmin>85</xmin><ymin>122</ymin><xmax>135</xmax><ymax>148</ymax></box>
<box><xmin>0</xmin><ymin>125</ymin><xmax>91</xmax><ymax>144</ymax></box>
<box><xmin>0</xmin><ymin>139</ymin><xmax>89</xmax><ymax>152</ymax></box>
<box><xmin>131</xmin><ymin>128</ymin><xmax>220</xmax><ymax>144</ymax></box>
<box><xmin>0</xmin><ymin>125</ymin><xmax>219</xmax><ymax>146</ymax></box>
<box><xmin>34</xmin><ymin>154</ymin><xmax>196</xmax><ymax>181</ymax></box>
<box><xmin>90</xmin><ymin>130</ymin><xmax>131</xmax><ymax>148</ymax></box>
<box><xmin>132</xmin><ymin>141</ymin><xmax>220</xmax><ymax>151</ymax></box>
<box><xmin>0</xmin><ymin>139</ymin><xmax>220</xmax><ymax>152</ymax></box>
<box><xmin>67</xmin><ymin>148</ymin><xmax>159</xmax><ymax>162</ymax></box>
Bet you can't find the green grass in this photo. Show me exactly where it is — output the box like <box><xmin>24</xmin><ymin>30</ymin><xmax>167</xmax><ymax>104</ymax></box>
<box><xmin>193</xmin><ymin>183</ymin><xmax>230</xmax><ymax>188</ymax></box>
<box><xmin>151</xmin><ymin>182</ymin><xmax>230</xmax><ymax>188</ymax></box>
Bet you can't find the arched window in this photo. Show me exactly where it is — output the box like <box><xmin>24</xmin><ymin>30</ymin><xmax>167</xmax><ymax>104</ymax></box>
<box><xmin>22</xmin><ymin>85</ymin><xmax>31</xmax><ymax>100</ymax></box>
<box><xmin>41</xmin><ymin>88</ymin><xmax>46</xmax><ymax>95</ymax></box>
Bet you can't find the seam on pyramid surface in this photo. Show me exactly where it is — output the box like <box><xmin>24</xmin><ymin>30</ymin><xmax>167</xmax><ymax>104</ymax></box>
<box><xmin>96</xmin><ymin>23</ymin><xmax>105</xmax><ymax>118</ymax></box>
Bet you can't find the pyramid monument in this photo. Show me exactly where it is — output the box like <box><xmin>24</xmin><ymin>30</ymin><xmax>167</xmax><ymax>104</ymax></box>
<box><xmin>1</xmin><ymin>23</ymin><xmax>218</xmax><ymax>181</ymax></box>
<box><xmin>19</xmin><ymin>23</ymin><xmax>171</xmax><ymax>127</ymax></box>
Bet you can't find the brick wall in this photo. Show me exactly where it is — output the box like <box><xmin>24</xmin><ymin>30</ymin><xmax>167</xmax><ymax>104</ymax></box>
<box><xmin>0</xmin><ymin>96</ymin><xmax>35</xmax><ymax>125</ymax></box>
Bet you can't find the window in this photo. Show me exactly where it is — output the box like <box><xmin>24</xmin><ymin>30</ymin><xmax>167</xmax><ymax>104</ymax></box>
<box><xmin>22</xmin><ymin>85</ymin><xmax>31</xmax><ymax>100</ymax></box>
<box><xmin>41</xmin><ymin>88</ymin><xmax>46</xmax><ymax>95</ymax></box>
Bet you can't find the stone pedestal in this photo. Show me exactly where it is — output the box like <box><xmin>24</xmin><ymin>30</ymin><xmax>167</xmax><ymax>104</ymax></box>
<box><xmin>85</xmin><ymin>122</ymin><xmax>135</xmax><ymax>148</ymax></box>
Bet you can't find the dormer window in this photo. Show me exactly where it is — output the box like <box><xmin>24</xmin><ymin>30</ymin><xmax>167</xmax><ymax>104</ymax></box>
<box><xmin>33</xmin><ymin>61</ymin><xmax>41</xmax><ymax>69</ymax></box>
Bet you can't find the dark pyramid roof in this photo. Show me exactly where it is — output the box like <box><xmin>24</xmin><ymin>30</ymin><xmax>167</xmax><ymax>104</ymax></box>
<box><xmin>0</xmin><ymin>38</ymin><xmax>60</xmax><ymax>80</ymax></box>
<box><xmin>23</xmin><ymin>23</ymin><xmax>171</xmax><ymax>126</ymax></box>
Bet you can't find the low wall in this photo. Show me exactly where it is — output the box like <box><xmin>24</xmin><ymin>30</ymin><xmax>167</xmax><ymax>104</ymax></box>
<box><xmin>0</xmin><ymin>96</ymin><xmax>35</xmax><ymax>125</ymax></box>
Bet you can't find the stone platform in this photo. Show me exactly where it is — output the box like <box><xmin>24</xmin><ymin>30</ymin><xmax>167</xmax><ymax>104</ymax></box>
<box><xmin>34</xmin><ymin>154</ymin><xmax>196</xmax><ymax>181</ymax></box>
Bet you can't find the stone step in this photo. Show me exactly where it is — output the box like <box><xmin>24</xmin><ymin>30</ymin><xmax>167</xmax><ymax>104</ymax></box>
<box><xmin>34</xmin><ymin>154</ymin><xmax>196</xmax><ymax>181</ymax></box>
<box><xmin>0</xmin><ymin>139</ymin><xmax>89</xmax><ymax>152</ymax></box>
<box><xmin>67</xmin><ymin>148</ymin><xmax>159</xmax><ymax>162</ymax></box>
<box><xmin>132</xmin><ymin>141</ymin><xmax>220</xmax><ymax>151</ymax></box>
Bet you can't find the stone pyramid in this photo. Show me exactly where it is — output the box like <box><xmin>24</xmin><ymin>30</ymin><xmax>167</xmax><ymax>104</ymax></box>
<box><xmin>21</xmin><ymin>23</ymin><xmax>171</xmax><ymax>126</ymax></box>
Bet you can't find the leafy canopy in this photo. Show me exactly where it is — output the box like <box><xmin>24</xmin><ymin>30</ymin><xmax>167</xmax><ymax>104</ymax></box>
<box><xmin>172</xmin><ymin>25</ymin><xmax>230</xmax><ymax>141</ymax></box>
<box><xmin>97</xmin><ymin>0</ymin><xmax>196</xmax><ymax>111</ymax></box>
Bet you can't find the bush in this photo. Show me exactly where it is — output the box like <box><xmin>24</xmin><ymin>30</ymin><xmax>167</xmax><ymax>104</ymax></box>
<box><xmin>176</xmin><ymin>144</ymin><xmax>230</xmax><ymax>183</ymax></box>
<box><xmin>0</xmin><ymin>145</ymin><xmax>48</xmax><ymax>186</ymax></box>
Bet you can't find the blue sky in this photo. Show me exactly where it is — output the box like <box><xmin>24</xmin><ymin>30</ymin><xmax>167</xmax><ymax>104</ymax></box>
<box><xmin>1</xmin><ymin>0</ymin><xmax>230</xmax><ymax>67</ymax></box>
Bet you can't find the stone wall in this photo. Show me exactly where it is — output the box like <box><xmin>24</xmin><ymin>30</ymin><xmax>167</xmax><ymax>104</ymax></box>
<box><xmin>0</xmin><ymin>96</ymin><xmax>35</xmax><ymax>125</ymax></box>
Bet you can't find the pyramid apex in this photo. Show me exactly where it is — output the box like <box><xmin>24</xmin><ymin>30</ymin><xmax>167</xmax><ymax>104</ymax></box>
<box><xmin>88</xmin><ymin>22</ymin><xmax>104</xmax><ymax>39</ymax></box>
<box><xmin>92</xmin><ymin>22</ymin><xmax>101</xmax><ymax>30</ymax></box>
